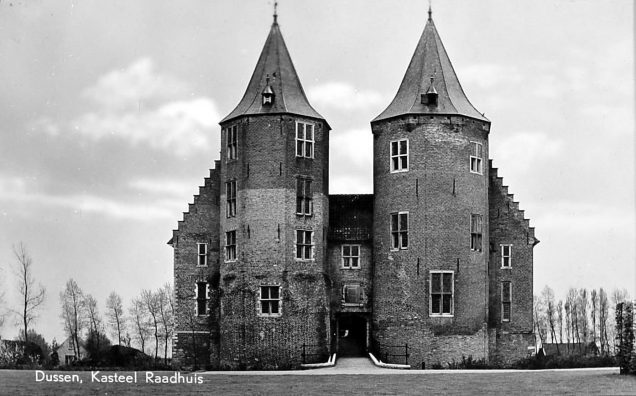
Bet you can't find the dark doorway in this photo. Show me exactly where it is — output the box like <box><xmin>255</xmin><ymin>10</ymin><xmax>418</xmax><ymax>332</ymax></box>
<box><xmin>337</xmin><ymin>314</ymin><xmax>367</xmax><ymax>356</ymax></box>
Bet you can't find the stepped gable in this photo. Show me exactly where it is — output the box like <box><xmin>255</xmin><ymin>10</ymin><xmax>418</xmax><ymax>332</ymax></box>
<box><xmin>328</xmin><ymin>194</ymin><xmax>374</xmax><ymax>241</ymax></box>
<box><xmin>489</xmin><ymin>160</ymin><xmax>539</xmax><ymax>246</ymax></box>
<box><xmin>168</xmin><ymin>161</ymin><xmax>221</xmax><ymax>246</ymax></box>
<box><xmin>373</xmin><ymin>9</ymin><xmax>488</xmax><ymax>123</ymax></box>
<box><xmin>220</xmin><ymin>16</ymin><xmax>327</xmax><ymax>126</ymax></box>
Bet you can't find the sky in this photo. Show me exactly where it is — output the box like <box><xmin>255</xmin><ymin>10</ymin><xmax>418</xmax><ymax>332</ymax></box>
<box><xmin>0</xmin><ymin>0</ymin><xmax>634</xmax><ymax>345</ymax></box>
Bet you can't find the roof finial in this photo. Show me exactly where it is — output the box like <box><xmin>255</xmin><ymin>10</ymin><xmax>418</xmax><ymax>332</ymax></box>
<box><xmin>273</xmin><ymin>1</ymin><xmax>278</xmax><ymax>24</ymax></box>
<box><xmin>428</xmin><ymin>0</ymin><xmax>432</xmax><ymax>21</ymax></box>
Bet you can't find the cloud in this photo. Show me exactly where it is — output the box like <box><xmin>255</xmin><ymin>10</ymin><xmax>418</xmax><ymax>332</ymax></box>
<box><xmin>307</xmin><ymin>82</ymin><xmax>383</xmax><ymax>111</ymax></box>
<box><xmin>128</xmin><ymin>178</ymin><xmax>198</xmax><ymax>197</ymax></box>
<box><xmin>534</xmin><ymin>201</ymin><xmax>635</xmax><ymax>234</ymax></box>
<box><xmin>490</xmin><ymin>131</ymin><xmax>563</xmax><ymax>171</ymax></box>
<box><xmin>329</xmin><ymin>128</ymin><xmax>373</xmax><ymax>194</ymax></box>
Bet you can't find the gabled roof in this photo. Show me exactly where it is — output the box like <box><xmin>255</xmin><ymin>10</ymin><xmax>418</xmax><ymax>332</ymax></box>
<box><xmin>220</xmin><ymin>18</ymin><xmax>326</xmax><ymax>125</ymax></box>
<box><xmin>373</xmin><ymin>11</ymin><xmax>488</xmax><ymax>123</ymax></box>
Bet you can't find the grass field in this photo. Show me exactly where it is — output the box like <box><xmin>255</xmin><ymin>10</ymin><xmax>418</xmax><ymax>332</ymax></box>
<box><xmin>1</xmin><ymin>369</ymin><xmax>635</xmax><ymax>395</ymax></box>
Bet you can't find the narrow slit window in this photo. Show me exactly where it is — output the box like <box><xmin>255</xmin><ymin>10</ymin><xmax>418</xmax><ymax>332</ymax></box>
<box><xmin>226</xmin><ymin>180</ymin><xmax>237</xmax><ymax>218</ymax></box>
<box><xmin>502</xmin><ymin>281</ymin><xmax>512</xmax><ymax>322</ymax></box>
<box><xmin>227</xmin><ymin>125</ymin><xmax>238</xmax><ymax>161</ymax></box>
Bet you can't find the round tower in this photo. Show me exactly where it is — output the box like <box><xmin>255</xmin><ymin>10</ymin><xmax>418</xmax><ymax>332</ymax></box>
<box><xmin>371</xmin><ymin>10</ymin><xmax>491</xmax><ymax>367</ymax></box>
<box><xmin>217</xmin><ymin>15</ymin><xmax>331</xmax><ymax>369</ymax></box>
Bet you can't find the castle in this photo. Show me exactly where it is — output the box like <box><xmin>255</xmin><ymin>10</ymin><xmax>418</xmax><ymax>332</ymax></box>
<box><xmin>170</xmin><ymin>8</ymin><xmax>538</xmax><ymax>369</ymax></box>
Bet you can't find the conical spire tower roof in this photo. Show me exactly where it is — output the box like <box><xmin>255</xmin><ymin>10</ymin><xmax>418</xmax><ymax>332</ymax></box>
<box><xmin>373</xmin><ymin>12</ymin><xmax>488</xmax><ymax>123</ymax></box>
<box><xmin>220</xmin><ymin>18</ymin><xmax>326</xmax><ymax>125</ymax></box>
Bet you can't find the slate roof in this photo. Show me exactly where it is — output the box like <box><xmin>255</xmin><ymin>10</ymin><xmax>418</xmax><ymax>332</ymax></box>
<box><xmin>220</xmin><ymin>17</ymin><xmax>326</xmax><ymax>125</ymax></box>
<box><xmin>373</xmin><ymin>11</ymin><xmax>488</xmax><ymax>123</ymax></box>
<box><xmin>328</xmin><ymin>194</ymin><xmax>373</xmax><ymax>241</ymax></box>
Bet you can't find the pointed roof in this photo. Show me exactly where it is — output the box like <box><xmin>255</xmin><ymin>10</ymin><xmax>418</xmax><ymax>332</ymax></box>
<box><xmin>220</xmin><ymin>18</ymin><xmax>326</xmax><ymax>125</ymax></box>
<box><xmin>373</xmin><ymin>12</ymin><xmax>488</xmax><ymax>123</ymax></box>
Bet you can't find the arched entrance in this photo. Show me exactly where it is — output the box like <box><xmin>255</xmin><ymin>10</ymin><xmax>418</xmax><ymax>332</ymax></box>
<box><xmin>337</xmin><ymin>314</ymin><xmax>368</xmax><ymax>356</ymax></box>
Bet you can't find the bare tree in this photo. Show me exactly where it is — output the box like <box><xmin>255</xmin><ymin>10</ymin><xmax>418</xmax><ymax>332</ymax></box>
<box><xmin>157</xmin><ymin>284</ymin><xmax>174</xmax><ymax>365</ymax></box>
<box><xmin>557</xmin><ymin>300</ymin><xmax>564</xmax><ymax>344</ymax></box>
<box><xmin>129</xmin><ymin>297</ymin><xmax>150</xmax><ymax>353</ymax></box>
<box><xmin>11</xmin><ymin>243</ymin><xmax>46</xmax><ymax>344</ymax></box>
<box><xmin>106</xmin><ymin>292</ymin><xmax>125</xmax><ymax>345</ymax></box>
<box><xmin>533</xmin><ymin>294</ymin><xmax>547</xmax><ymax>346</ymax></box>
<box><xmin>564</xmin><ymin>299</ymin><xmax>572</xmax><ymax>352</ymax></box>
<box><xmin>60</xmin><ymin>279</ymin><xmax>86</xmax><ymax>359</ymax></box>
<box><xmin>542</xmin><ymin>286</ymin><xmax>559</xmax><ymax>354</ymax></box>
<box><xmin>599</xmin><ymin>288</ymin><xmax>610</xmax><ymax>354</ymax></box>
<box><xmin>611</xmin><ymin>288</ymin><xmax>631</xmax><ymax>306</ymax></box>
<box><xmin>590</xmin><ymin>289</ymin><xmax>598</xmax><ymax>347</ymax></box>
<box><xmin>85</xmin><ymin>294</ymin><xmax>106</xmax><ymax>353</ymax></box>
<box><xmin>566</xmin><ymin>288</ymin><xmax>580</xmax><ymax>349</ymax></box>
<box><xmin>141</xmin><ymin>289</ymin><xmax>161</xmax><ymax>361</ymax></box>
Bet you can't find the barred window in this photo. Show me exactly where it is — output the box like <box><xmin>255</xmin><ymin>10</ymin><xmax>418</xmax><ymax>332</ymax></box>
<box><xmin>342</xmin><ymin>245</ymin><xmax>360</xmax><ymax>269</ymax></box>
<box><xmin>390</xmin><ymin>212</ymin><xmax>409</xmax><ymax>250</ymax></box>
<box><xmin>225</xmin><ymin>230</ymin><xmax>236</xmax><ymax>261</ymax></box>
<box><xmin>343</xmin><ymin>284</ymin><xmax>363</xmax><ymax>304</ymax></box>
<box><xmin>197</xmin><ymin>243</ymin><xmax>208</xmax><ymax>266</ymax></box>
<box><xmin>296</xmin><ymin>122</ymin><xmax>314</xmax><ymax>158</ymax></box>
<box><xmin>296</xmin><ymin>177</ymin><xmax>312</xmax><ymax>216</ymax></box>
<box><xmin>195</xmin><ymin>282</ymin><xmax>209</xmax><ymax>316</ymax></box>
<box><xmin>296</xmin><ymin>230</ymin><xmax>314</xmax><ymax>260</ymax></box>
<box><xmin>390</xmin><ymin>139</ymin><xmax>409</xmax><ymax>172</ymax></box>
<box><xmin>227</xmin><ymin>125</ymin><xmax>238</xmax><ymax>160</ymax></box>
<box><xmin>470</xmin><ymin>214</ymin><xmax>483</xmax><ymax>252</ymax></box>
<box><xmin>470</xmin><ymin>141</ymin><xmax>483</xmax><ymax>174</ymax></box>
<box><xmin>501</xmin><ymin>244</ymin><xmax>512</xmax><ymax>268</ymax></box>
<box><xmin>430</xmin><ymin>271</ymin><xmax>454</xmax><ymax>316</ymax></box>
<box><xmin>260</xmin><ymin>286</ymin><xmax>281</xmax><ymax>316</ymax></box>
<box><xmin>502</xmin><ymin>281</ymin><xmax>512</xmax><ymax>322</ymax></box>
<box><xmin>226</xmin><ymin>180</ymin><xmax>237</xmax><ymax>218</ymax></box>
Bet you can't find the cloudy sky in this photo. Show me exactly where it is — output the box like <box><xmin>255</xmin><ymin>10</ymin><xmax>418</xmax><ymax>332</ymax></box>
<box><xmin>0</xmin><ymin>0</ymin><xmax>633</xmax><ymax>344</ymax></box>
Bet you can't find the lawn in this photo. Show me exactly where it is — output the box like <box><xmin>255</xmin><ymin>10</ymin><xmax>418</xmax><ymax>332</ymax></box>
<box><xmin>1</xmin><ymin>369</ymin><xmax>634</xmax><ymax>395</ymax></box>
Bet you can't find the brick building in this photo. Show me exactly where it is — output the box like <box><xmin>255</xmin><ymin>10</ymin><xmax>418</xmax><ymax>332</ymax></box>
<box><xmin>169</xmin><ymin>9</ymin><xmax>538</xmax><ymax>369</ymax></box>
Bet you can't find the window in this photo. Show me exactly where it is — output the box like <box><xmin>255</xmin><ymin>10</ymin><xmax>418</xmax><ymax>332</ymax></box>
<box><xmin>501</xmin><ymin>244</ymin><xmax>512</xmax><ymax>268</ymax></box>
<box><xmin>259</xmin><ymin>285</ymin><xmax>281</xmax><ymax>316</ymax></box>
<box><xmin>430</xmin><ymin>271</ymin><xmax>454</xmax><ymax>316</ymax></box>
<box><xmin>296</xmin><ymin>178</ymin><xmax>312</xmax><ymax>216</ymax></box>
<box><xmin>343</xmin><ymin>284</ymin><xmax>363</xmax><ymax>304</ymax></box>
<box><xmin>502</xmin><ymin>281</ymin><xmax>512</xmax><ymax>322</ymax></box>
<box><xmin>225</xmin><ymin>231</ymin><xmax>236</xmax><ymax>261</ymax></box>
<box><xmin>226</xmin><ymin>125</ymin><xmax>238</xmax><ymax>160</ymax></box>
<box><xmin>197</xmin><ymin>243</ymin><xmax>208</xmax><ymax>266</ymax></box>
<box><xmin>225</xmin><ymin>180</ymin><xmax>237</xmax><ymax>218</ymax></box>
<box><xmin>390</xmin><ymin>212</ymin><xmax>409</xmax><ymax>250</ymax></box>
<box><xmin>295</xmin><ymin>122</ymin><xmax>314</xmax><ymax>158</ymax></box>
<box><xmin>296</xmin><ymin>230</ymin><xmax>314</xmax><ymax>260</ymax></box>
<box><xmin>342</xmin><ymin>245</ymin><xmax>360</xmax><ymax>269</ymax></box>
<box><xmin>195</xmin><ymin>282</ymin><xmax>209</xmax><ymax>316</ymax></box>
<box><xmin>470</xmin><ymin>214</ymin><xmax>483</xmax><ymax>252</ymax></box>
<box><xmin>390</xmin><ymin>139</ymin><xmax>409</xmax><ymax>172</ymax></box>
<box><xmin>470</xmin><ymin>141</ymin><xmax>483</xmax><ymax>174</ymax></box>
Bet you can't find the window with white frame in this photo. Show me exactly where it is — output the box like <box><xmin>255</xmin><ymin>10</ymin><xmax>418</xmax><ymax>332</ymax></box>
<box><xmin>430</xmin><ymin>271</ymin><xmax>454</xmax><ymax>316</ymax></box>
<box><xmin>259</xmin><ymin>285</ymin><xmax>281</xmax><ymax>316</ymax></box>
<box><xmin>343</xmin><ymin>284</ymin><xmax>363</xmax><ymax>304</ymax></box>
<box><xmin>195</xmin><ymin>282</ymin><xmax>209</xmax><ymax>316</ymax></box>
<box><xmin>226</xmin><ymin>180</ymin><xmax>237</xmax><ymax>218</ymax></box>
<box><xmin>390</xmin><ymin>212</ymin><xmax>409</xmax><ymax>250</ymax></box>
<box><xmin>390</xmin><ymin>139</ymin><xmax>409</xmax><ymax>172</ymax></box>
<box><xmin>501</xmin><ymin>281</ymin><xmax>512</xmax><ymax>322</ymax></box>
<box><xmin>296</xmin><ymin>177</ymin><xmax>312</xmax><ymax>216</ymax></box>
<box><xmin>296</xmin><ymin>230</ymin><xmax>314</xmax><ymax>260</ymax></box>
<box><xmin>197</xmin><ymin>243</ymin><xmax>208</xmax><ymax>266</ymax></box>
<box><xmin>295</xmin><ymin>122</ymin><xmax>314</xmax><ymax>158</ymax></box>
<box><xmin>342</xmin><ymin>245</ymin><xmax>360</xmax><ymax>269</ymax></box>
<box><xmin>227</xmin><ymin>125</ymin><xmax>238</xmax><ymax>160</ymax></box>
<box><xmin>470</xmin><ymin>214</ymin><xmax>483</xmax><ymax>252</ymax></box>
<box><xmin>225</xmin><ymin>230</ymin><xmax>236</xmax><ymax>261</ymax></box>
<box><xmin>501</xmin><ymin>244</ymin><xmax>512</xmax><ymax>268</ymax></box>
<box><xmin>470</xmin><ymin>141</ymin><xmax>483</xmax><ymax>174</ymax></box>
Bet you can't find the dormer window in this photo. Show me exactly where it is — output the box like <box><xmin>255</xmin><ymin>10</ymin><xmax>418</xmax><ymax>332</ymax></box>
<box><xmin>262</xmin><ymin>76</ymin><xmax>275</xmax><ymax>105</ymax></box>
<box><xmin>421</xmin><ymin>77</ymin><xmax>438</xmax><ymax>106</ymax></box>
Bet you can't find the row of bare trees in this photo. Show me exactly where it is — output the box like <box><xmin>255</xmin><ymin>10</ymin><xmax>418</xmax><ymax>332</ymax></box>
<box><xmin>535</xmin><ymin>285</ymin><xmax>632</xmax><ymax>355</ymax></box>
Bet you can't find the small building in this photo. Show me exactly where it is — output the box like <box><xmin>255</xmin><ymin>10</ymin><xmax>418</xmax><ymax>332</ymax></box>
<box><xmin>542</xmin><ymin>342</ymin><xmax>599</xmax><ymax>357</ymax></box>
<box><xmin>54</xmin><ymin>337</ymin><xmax>87</xmax><ymax>365</ymax></box>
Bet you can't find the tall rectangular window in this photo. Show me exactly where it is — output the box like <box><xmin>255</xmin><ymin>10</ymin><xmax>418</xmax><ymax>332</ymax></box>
<box><xmin>430</xmin><ymin>271</ymin><xmax>454</xmax><ymax>316</ymax></box>
<box><xmin>501</xmin><ymin>244</ymin><xmax>512</xmax><ymax>268</ymax></box>
<box><xmin>390</xmin><ymin>139</ymin><xmax>409</xmax><ymax>172</ymax></box>
<box><xmin>259</xmin><ymin>286</ymin><xmax>281</xmax><ymax>316</ymax></box>
<box><xmin>470</xmin><ymin>214</ymin><xmax>483</xmax><ymax>252</ymax></box>
<box><xmin>296</xmin><ymin>122</ymin><xmax>314</xmax><ymax>158</ymax></box>
<box><xmin>226</xmin><ymin>180</ymin><xmax>237</xmax><ymax>218</ymax></box>
<box><xmin>390</xmin><ymin>212</ymin><xmax>409</xmax><ymax>250</ymax></box>
<box><xmin>342</xmin><ymin>245</ymin><xmax>360</xmax><ymax>269</ymax></box>
<box><xmin>296</xmin><ymin>230</ymin><xmax>314</xmax><ymax>260</ymax></box>
<box><xmin>296</xmin><ymin>177</ymin><xmax>312</xmax><ymax>216</ymax></box>
<box><xmin>227</xmin><ymin>125</ymin><xmax>238</xmax><ymax>160</ymax></box>
<box><xmin>197</xmin><ymin>243</ymin><xmax>208</xmax><ymax>266</ymax></box>
<box><xmin>470</xmin><ymin>141</ymin><xmax>483</xmax><ymax>174</ymax></box>
<box><xmin>502</xmin><ymin>281</ymin><xmax>512</xmax><ymax>322</ymax></box>
<box><xmin>225</xmin><ymin>230</ymin><xmax>236</xmax><ymax>261</ymax></box>
<box><xmin>195</xmin><ymin>282</ymin><xmax>209</xmax><ymax>316</ymax></box>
